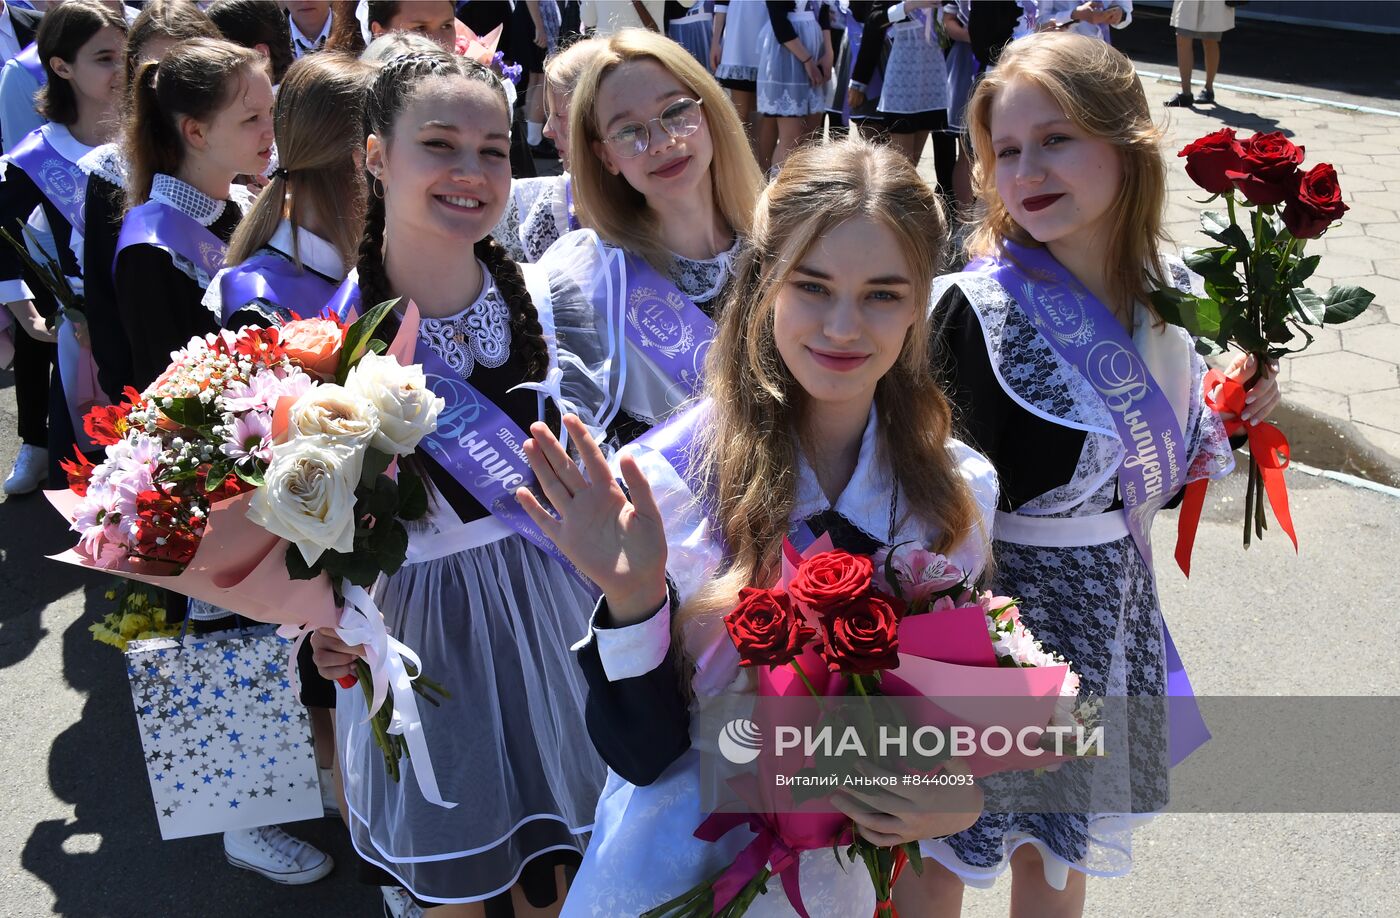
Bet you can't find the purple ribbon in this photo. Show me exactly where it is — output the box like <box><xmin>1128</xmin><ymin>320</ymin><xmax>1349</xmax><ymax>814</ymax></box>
<box><xmin>15</xmin><ymin>43</ymin><xmax>45</xmax><ymax>87</ymax></box>
<box><xmin>618</xmin><ymin>253</ymin><xmax>714</xmax><ymax>399</ymax></box>
<box><xmin>217</xmin><ymin>251</ymin><xmax>340</xmax><ymax>325</ymax></box>
<box><xmin>967</xmin><ymin>242</ymin><xmax>1209</xmax><ymax>764</ymax></box>
<box><xmin>563</xmin><ymin>176</ymin><xmax>579</xmax><ymax>233</ymax></box>
<box><xmin>116</xmin><ymin>202</ymin><xmax>228</xmax><ymax>279</ymax></box>
<box><xmin>7</xmin><ymin>128</ymin><xmax>86</xmax><ymax>234</ymax></box>
<box><xmin>327</xmin><ymin>276</ymin><xmax>598</xmax><ymax>591</ymax></box>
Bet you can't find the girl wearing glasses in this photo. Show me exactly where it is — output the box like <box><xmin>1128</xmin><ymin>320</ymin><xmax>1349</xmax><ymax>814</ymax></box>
<box><xmin>539</xmin><ymin>28</ymin><xmax>763</xmax><ymax>447</ymax></box>
<box><xmin>309</xmin><ymin>50</ymin><xmax>613</xmax><ymax>913</ymax></box>
<box><xmin>521</xmin><ymin>137</ymin><xmax>990</xmax><ymax>917</ymax></box>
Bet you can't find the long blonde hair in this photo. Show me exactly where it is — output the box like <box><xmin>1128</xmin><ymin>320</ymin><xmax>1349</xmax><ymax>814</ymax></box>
<box><xmin>567</xmin><ymin>29</ymin><xmax>762</xmax><ymax>271</ymax></box>
<box><xmin>964</xmin><ymin>31</ymin><xmax>1169</xmax><ymax>313</ymax></box>
<box><xmin>678</xmin><ymin>138</ymin><xmax>982</xmax><ymax>639</ymax></box>
<box><xmin>226</xmin><ymin>53</ymin><xmax>372</xmax><ymax>269</ymax></box>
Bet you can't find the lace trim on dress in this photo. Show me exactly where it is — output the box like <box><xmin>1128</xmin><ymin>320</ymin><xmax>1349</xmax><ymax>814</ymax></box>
<box><xmin>669</xmin><ymin>236</ymin><xmax>741</xmax><ymax>306</ymax></box>
<box><xmin>150</xmin><ymin>173</ymin><xmax>229</xmax><ymax>227</ymax></box>
<box><xmin>75</xmin><ymin>142</ymin><xmax>125</xmax><ymax>187</ymax></box>
<box><xmin>418</xmin><ymin>268</ymin><xmax>513</xmax><ymax>377</ymax></box>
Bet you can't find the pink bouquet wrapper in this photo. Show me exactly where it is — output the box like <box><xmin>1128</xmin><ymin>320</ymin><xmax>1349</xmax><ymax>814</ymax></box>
<box><xmin>45</xmin><ymin>487</ymin><xmax>338</xmax><ymax>631</ymax></box>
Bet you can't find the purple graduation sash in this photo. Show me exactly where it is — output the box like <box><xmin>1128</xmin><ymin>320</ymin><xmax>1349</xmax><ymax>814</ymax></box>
<box><xmin>563</xmin><ymin>177</ymin><xmax>579</xmax><ymax>233</ymax></box>
<box><xmin>7</xmin><ymin>128</ymin><xmax>87</xmax><ymax>235</ymax></box>
<box><xmin>619</xmin><ymin>252</ymin><xmax>715</xmax><ymax>398</ymax></box>
<box><xmin>116</xmin><ymin>201</ymin><xmax>228</xmax><ymax>279</ymax></box>
<box><xmin>327</xmin><ymin>277</ymin><xmax>597</xmax><ymax>590</ymax></box>
<box><xmin>15</xmin><ymin>43</ymin><xmax>45</xmax><ymax>87</ymax></box>
<box><xmin>217</xmin><ymin>251</ymin><xmax>340</xmax><ymax>326</ymax></box>
<box><xmin>967</xmin><ymin>241</ymin><xmax>1209</xmax><ymax>765</ymax></box>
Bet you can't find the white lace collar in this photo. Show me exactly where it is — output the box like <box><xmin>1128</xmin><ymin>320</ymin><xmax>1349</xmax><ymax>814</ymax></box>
<box><xmin>149</xmin><ymin>173</ymin><xmax>231</xmax><ymax>226</ymax></box>
<box><xmin>417</xmin><ymin>262</ymin><xmax>513</xmax><ymax>378</ymax></box>
<box><xmin>268</xmin><ymin>220</ymin><xmax>344</xmax><ymax>281</ymax></box>
<box><xmin>669</xmin><ymin>235</ymin><xmax>742</xmax><ymax>304</ymax></box>
<box><xmin>76</xmin><ymin>142</ymin><xmax>125</xmax><ymax>186</ymax></box>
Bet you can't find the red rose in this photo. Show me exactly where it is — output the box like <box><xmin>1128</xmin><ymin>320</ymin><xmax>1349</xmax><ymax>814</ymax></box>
<box><xmin>1178</xmin><ymin>129</ymin><xmax>1244</xmax><ymax>195</ymax></box>
<box><xmin>1225</xmin><ymin>132</ymin><xmax>1304</xmax><ymax>205</ymax></box>
<box><xmin>59</xmin><ymin>446</ymin><xmax>95</xmax><ymax>496</ymax></box>
<box><xmin>82</xmin><ymin>402</ymin><xmax>134</xmax><ymax>447</ymax></box>
<box><xmin>1282</xmin><ymin>163</ymin><xmax>1349</xmax><ymax>239</ymax></box>
<box><xmin>789</xmin><ymin>551</ymin><xmax>874</xmax><ymax>613</ymax></box>
<box><xmin>724</xmin><ymin>587</ymin><xmax>816</xmax><ymax>667</ymax></box>
<box><xmin>816</xmin><ymin>592</ymin><xmax>901</xmax><ymax>675</ymax></box>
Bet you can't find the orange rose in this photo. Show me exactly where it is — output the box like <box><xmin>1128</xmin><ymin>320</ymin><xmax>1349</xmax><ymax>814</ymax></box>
<box><xmin>280</xmin><ymin>318</ymin><xmax>345</xmax><ymax>380</ymax></box>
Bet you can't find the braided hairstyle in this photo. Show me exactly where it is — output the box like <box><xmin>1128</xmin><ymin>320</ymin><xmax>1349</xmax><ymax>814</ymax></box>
<box><xmin>358</xmin><ymin>50</ymin><xmax>550</xmax><ymax>382</ymax></box>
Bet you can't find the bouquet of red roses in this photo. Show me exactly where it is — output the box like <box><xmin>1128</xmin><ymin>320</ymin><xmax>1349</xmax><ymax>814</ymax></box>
<box><xmin>1154</xmin><ymin>129</ymin><xmax>1376</xmax><ymax>562</ymax></box>
<box><xmin>645</xmin><ymin>537</ymin><xmax>1093</xmax><ymax>918</ymax></box>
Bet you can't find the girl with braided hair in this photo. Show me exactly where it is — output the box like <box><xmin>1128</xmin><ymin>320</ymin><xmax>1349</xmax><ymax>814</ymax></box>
<box><xmin>308</xmin><ymin>49</ymin><xmax>611</xmax><ymax>914</ymax></box>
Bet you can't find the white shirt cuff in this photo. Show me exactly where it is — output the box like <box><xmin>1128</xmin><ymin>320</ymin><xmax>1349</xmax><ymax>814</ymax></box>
<box><xmin>574</xmin><ymin>596</ymin><xmax>673</xmax><ymax>682</ymax></box>
<box><xmin>0</xmin><ymin>278</ymin><xmax>33</xmax><ymax>304</ymax></box>
<box><xmin>888</xmin><ymin>2</ymin><xmax>909</xmax><ymax>23</ymax></box>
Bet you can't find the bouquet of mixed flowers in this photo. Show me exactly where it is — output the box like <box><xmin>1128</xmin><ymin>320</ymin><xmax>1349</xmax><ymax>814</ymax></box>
<box><xmin>1154</xmin><ymin>129</ymin><xmax>1375</xmax><ymax>565</ymax></box>
<box><xmin>49</xmin><ymin>300</ymin><xmax>453</xmax><ymax>795</ymax></box>
<box><xmin>646</xmin><ymin>537</ymin><xmax>1095</xmax><ymax>918</ymax></box>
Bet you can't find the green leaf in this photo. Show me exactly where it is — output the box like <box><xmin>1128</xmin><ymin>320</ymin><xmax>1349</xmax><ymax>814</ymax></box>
<box><xmin>397</xmin><ymin>468</ymin><xmax>429</xmax><ymax>521</ymax></box>
<box><xmin>1290</xmin><ymin>254</ymin><xmax>1321</xmax><ymax>286</ymax></box>
<box><xmin>335</xmin><ymin>296</ymin><xmax>401</xmax><ymax>383</ymax></box>
<box><xmin>203</xmin><ymin>458</ymin><xmax>234</xmax><ymax>492</ymax></box>
<box><xmin>359</xmin><ymin>448</ymin><xmax>393</xmax><ymax>489</ymax></box>
<box><xmin>1322</xmin><ymin>285</ymin><xmax>1376</xmax><ymax>324</ymax></box>
<box><xmin>156</xmin><ymin>396</ymin><xmax>201</xmax><ymax>429</ymax></box>
<box><xmin>1201</xmin><ymin>210</ymin><xmax>1250</xmax><ymax>250</ymax></box>
<box><xmin>1290</xmin><ymin>287</ymin><xmax>1327</xmax><ymax>326</ymax></box>
<box><xmin>233</xmin><ymin>464</ymin><xmax>265</xmax><ymax>488</ymax></box>
<box><xmin>1191</xmin><ymin>296</ymin><xmax>1223</xmax><ymax>339</ymax></box>
<box><xmin>366</xmin><ymin>339</ymin><xmax>388</xmax><ymax>355</ymax></box>
<box><xmin>284</xmin><ymin>542</ymin><xmax>322</xmax><ymax>581</ymax></box>
<box><xmin>1149</xmin><ymin>287</ymin><xmax>1192</xmax><ymax>328</ymax></box>
<box><xmin>1184</xmin><ymin>248</ymin><xmax>1238</xmax><ymax>284</ymax></box>
<box><xmin>371</xmin><ymin>522</ymin><xmax>410</xmax><ymax>575</ymax></box>
<box><xmin>319</xmin><ymin>549</ymin><xmax>381</xmax><ymax>588</ymax></box>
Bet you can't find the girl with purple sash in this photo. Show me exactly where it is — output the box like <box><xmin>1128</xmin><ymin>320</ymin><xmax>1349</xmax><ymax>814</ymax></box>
<box><xmin>536</xmin><ymin>30</ymin><xmax>762</xmax><ymax>446</ymax></box>
<box><xmin>116</xmin><ymin>35</ymin><xmax>341</xmax><ymax>889</ymax></box>
<box><xmin>205</xmin><ymin>53</ymin><xmax>373</xmax><ymax>329</ymax></box>
<box><xmin>113</xmin><ymin>37</ymin><xmax>272</xmax><ymax>391</ymax></box>
<box><xmin>916</xmin><ymin>33</ymin><xmax>1279</xmax><ymax>912</ymax></box>
<box><xmin>307</xmin><ymin>51</ymin><xmax>612</xmax><ymax>912</ymax></box>
<box><xmin>0</xmin><ymin>1</ymin><xmax>126</xmax><ymax>492</ymax></box>
<box><xmin>518</xmin><ymin>138</ymin><xmax>992</xmax><ymax>918</ymax></box>
<box><xmin>491</xmin><ymin>38</ymin><xmax>604</xmax><ymax>265</ymax></box>
<box><xmin>79</xmin><ymin>2</ymin><xmax>222</xmax><ymax>403</ymax></box>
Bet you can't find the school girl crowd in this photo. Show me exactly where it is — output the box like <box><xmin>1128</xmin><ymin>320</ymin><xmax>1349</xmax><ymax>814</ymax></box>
<box><xmin>0</xmin><ymin>2</ymin><xmax>1280</xmax><ymax>917</ymax></box>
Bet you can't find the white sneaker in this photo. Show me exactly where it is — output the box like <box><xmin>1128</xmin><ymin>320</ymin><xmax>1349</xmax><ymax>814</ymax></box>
<box><xmin>3</xmin><ymin>444</ymin><xmax>47</xmax><ymax>495</ymax></box>
<box><xmin>381</xmin><ymin>885</ymin><xmax>423</xmax><ymax>918</ymax></box>
<box><xmin>318</xmin><ymin>767</ymin><xmax>339</xmax><ymax>816</ymax></box>
<box><xmin>224</xmin><ymin>825</ymin><xmax>333</xmax><ymax>885</ymax></box>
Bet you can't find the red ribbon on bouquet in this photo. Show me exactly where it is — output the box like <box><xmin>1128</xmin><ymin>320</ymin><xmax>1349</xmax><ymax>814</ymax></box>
<box><xmin>1175</xmin><ymin>368</ymin><xmax>1297</xmax><ymax>576</ymax></box>
<box><xmin>694</xmin><ymin>811</ymin><xmax>820</xmax><ymax>918</ymax></box>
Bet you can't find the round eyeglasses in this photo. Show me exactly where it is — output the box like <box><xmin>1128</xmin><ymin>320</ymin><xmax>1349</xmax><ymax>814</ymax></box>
<box><xmin>602</xmin><ymin>98</ymin><xmax>705</xmax><ymax>159</ymax></box>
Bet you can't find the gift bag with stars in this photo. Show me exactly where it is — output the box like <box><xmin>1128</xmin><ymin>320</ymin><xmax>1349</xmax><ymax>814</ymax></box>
<box><xmin>125</xmin><ymin>626</ymin><xmax>324</xmax><ymax>840</ymax></box>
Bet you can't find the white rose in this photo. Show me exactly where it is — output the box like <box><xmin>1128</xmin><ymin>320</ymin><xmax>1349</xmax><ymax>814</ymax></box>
<box><xmin>247</xmin><ymin>435</ymin><xmax>361</xmax><ymax>565</ymax></box>
<box><xmin>344</xmin><ymin>352</ymin><xmax>443</xmax><ymax>455</ymax></box>
<box><xmin>287</xmin><ymin>383</ymin><xmax>380</xmax><ymax>453</ymax></box>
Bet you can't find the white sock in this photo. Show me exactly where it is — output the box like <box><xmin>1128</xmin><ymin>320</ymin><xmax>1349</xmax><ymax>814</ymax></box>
<box><xmin>527</xmin><ymin>121</ymin><xmax>544</xmax><ymax>146</ymax></box>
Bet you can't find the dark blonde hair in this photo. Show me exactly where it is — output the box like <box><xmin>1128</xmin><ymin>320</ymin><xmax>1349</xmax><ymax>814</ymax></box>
<box><xmin>680</xmin><ymin>137</ymin><xmax>982</xmax><ymax>638</ymax></box>
<box><xmin>227</xmin><ymin>53</ymin><xmax>372</xmax><ymax>269</ymax></box>
<box><xmin>124</xmin><ymin>0</ymin><xmax>220</xmax><ymax>85</ymax></box>
<box><xmin>124</xmin><ymin>38</ymin><xmax>266</xmax><ymax>209</ymax></box>
<box><xmin>568</xmin><ymin>29</ymin><xmax>762</xmax><ymax>272</ymax></box>
<box><xmin>965</xmin><ymin>31</ymin><xmax>1169</xmax><ymax>313</ymax></box>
